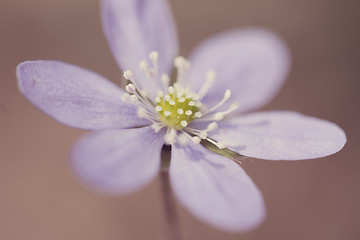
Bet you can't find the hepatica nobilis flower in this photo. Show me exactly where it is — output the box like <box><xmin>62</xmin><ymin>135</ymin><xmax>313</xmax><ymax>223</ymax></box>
<box><xmin>17</xmin><ymin>0</ymin><xmax>346</xmax><ymax>232</ymax></box>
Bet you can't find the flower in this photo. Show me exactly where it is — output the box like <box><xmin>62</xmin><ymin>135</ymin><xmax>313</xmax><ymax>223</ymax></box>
<box><xmin>16</xmin><ymin>0</ymin><xmax>346</xmax><ymax>232</ymax></box>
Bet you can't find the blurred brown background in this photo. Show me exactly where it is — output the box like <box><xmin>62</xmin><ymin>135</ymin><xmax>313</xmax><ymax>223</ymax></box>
<box><xmin>1</xmin><ymin>0</ymin><xmax>359</xmax><ymax>239</ymax></box>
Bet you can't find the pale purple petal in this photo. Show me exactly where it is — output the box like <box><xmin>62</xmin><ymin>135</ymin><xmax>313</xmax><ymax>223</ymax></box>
<box><xmin>170</xmin><ymin>143</ymin><xmax>265</xmax><ymax>232</ymax></box>
<box><xmin>70</xmin><ymin>126</ymin><xmax>164</xmax><ymax>194</ymax></box>
<box><xmin>213</xmin><ymin>111</ymin><xmax>346</xmax><ymax>160</ymax></box>
<box><xmin>184</xmin><ymin>28</ymin><xmax>290</xmax><ymax>113</ymax></box>
<box><xmin>102</xmin><ymin>0</ymin><xmax>178</xmax><ymax>93</ymax></box>
<box><xmin>17</xmin><ymin>60</ymin><xmax>149</xmax><ymax>130</ymax></box>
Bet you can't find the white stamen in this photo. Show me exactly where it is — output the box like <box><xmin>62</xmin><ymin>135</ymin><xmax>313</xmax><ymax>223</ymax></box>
<box><xmin>207</xmin><ymin>89</ymin><xmax>232</xmax><ymax>113</ymax></box>
<box><xmin>192</xmin><ymin>136</ymin><xmax>201</xmax><ymax>144</ymax></box>
<box><xmin>177</xmin><ymin>133</ymin><xmax>189</xmax><ymax>145</ymax></box>
<box><xmin>178</xmin><ymin>97</ymin><xmax>185</xmax><ymax>103</ymax></box>
<box><xmin>188</xmin><ymin>101</ymin><xmax>195</xmax><ymax>106</ymax></box>
<box><xmin>123</xmin><ymin>70</ymin><xmax>134</xmax><ymax>81</ymax></box>
<box><xmin>164</xmin><ymin>111</ymin><xmax>171</xmax><ymax>117</ymax></box>
<box><xmin>151</xmin><ymin>123</ymin><xmax>163</xmax><ymax>133</ymax></box>
<box><xmin>164</xmin><ymin>128</ymin><xmax>177</xmax><ymax>145</ymax></box>
<box><xmin>207</xmin><ymin>122</ymin><xmax>218</xmax><ymax>131</ymax></box>
<box><xmin>222</xmin><ymin>102</ymin><xmax>240</xmax><ymax>115</ymax></box>
<box><xmin>157</xmin><ymin>90</ymin><xmax>164</xmax><ymax>97</ymax></box>
<box><xmin>149</xmin><ymin>51</ymin><xmax>158</xmax><ymax>62</ymax></box>
<box><xmin>214</xmin><ymin>112</ymin><xmax>224</xmax><ymax>121</ymax></box>
<box><xmin>174</xmin><ymin>56</ymin><xmax>189</xmax><ymax>70</ymax></box>
<box><xmin>125</xmin><ymin>83</ymin><xmax>136</xmax><ymax>94</ymax></box>
<box><xmin>177</xmin><ymin>108</ymin><xmax>184</xmax><ymax>114</ymax></box>
<box><xmin>155</xmin><ymin>97</ymin><xmax>161</xmax><ymax>103</ymax></box>
<box><xmin>198</xmin><ymin>131</ymin><xmax>207</xmax><ymax>139</ymax></box>
<box><xmin>192</xmin><ymin>93</ymin><xmax>200</xmax><ymax>100</ymax></box>
<box><xmin>161</xmin><ymin>74</ymin><xmax>170</xmax><ymax>87</ymax></box>
<box><xmin>174</xmin><ymin>56</ymin><xmax>189</xmax><ymax>84</ymax></box>
<box><xmin>224</xmin><ymin>89</ymin><xmax>231</xmax><ymax>99</ymax></box>
<box><xmin>140</xmin><ymin>89</ymin><xmax>148</xmax><ymax>98</ymax></box>
<box><xmin>206</xmin><ymin>138</ymin><xmax>226</xmax><ymax>149</ymax></box>
<box><xmin>176</xmin><ymin>87</ymin><xmax>185</xmax><ymax>98</ymax></box>
<box><xmin>130</xmin><ymin>95</ymin><xmax>139</xmax><ymax>104</ymax></box>
<box><xmin>121</xmin><ymin>93</ymin><xmax>131</xmax><ymax>102</ymax></box>
<box><xmin>168</xmin><ymin>86</ymin><xmax>174</xmax><ymax>94</ymax></box>
<box><xmin>169</xmin><ymin>100</ymin><xmax>175</xmax><ymax>105</ymax></box>
<box><xmin>181</xmin><ymin>120</ymin><xmax>188</xmax><ymax>127</ymax></box>
<box><xmin>137</xmin><ymin>108</ymin><xmax>147</xmax><ymax>118</ymax></box>
<box><xmin>195</xmin><ymin>102</ymin><xmax>202</xmax><ymax>107</ymax></box>
<box><xmin>155</xmin><ymin>106</ymin><xmax>163</xmax><ymax>112</ymax></box>
<box><xmin>185</xmin><ymin>110</ymin><xmax>192</xmax><ymax>116</ymax></box>
<box><xmin>217</xmin><ymin>141</ymin><xmax>227</xmax><ymax>149</ymax></box>
<box><xmin>194</xmin><ymin>112</ymin><xmax>202</xmax><ymax>118</ymax></box>
<box><xmin>198</xmin><ymin>70</ymin><xmax>216</xmax><ymax>99</ymax></box>
<box><xmin>139</xmin><ymin>61</ymin><xmax>148</xmax><ymax>71</ymax></box>
<box><xmin>164</xmin><ymin>95</ymin><xmax>171</xmax><ymax>102</ymax></box>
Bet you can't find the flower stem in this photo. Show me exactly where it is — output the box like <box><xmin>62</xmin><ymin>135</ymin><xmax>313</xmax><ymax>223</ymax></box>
<box><xmin>160</xmin><ymin>168</ymin><xmax>182</xmax><ymax>240</ymax></box>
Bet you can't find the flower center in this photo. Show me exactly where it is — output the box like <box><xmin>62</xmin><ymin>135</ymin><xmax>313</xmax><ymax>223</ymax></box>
<box><xmin>121</xmin><ymin>51</ymin><xmax>239</xmax><ymax>147</ymax></box>
<box><xmin>154</xmin><ymin>84</ymin><xmax>202</xmax><ymax>130</ymax></box>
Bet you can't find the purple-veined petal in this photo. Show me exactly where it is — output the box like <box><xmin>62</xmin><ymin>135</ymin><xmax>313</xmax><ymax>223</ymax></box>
<box><xmin>213</xmin><ymin>111</ymin><xmax>346</xmax><ymax>160</ymax></box>
<box><xmin>170</xmin><ymin>143</ymin><xmax>265</xmax><ymax>232</ymax></box>
<box><xmin>184</xmin><ymin>28</ymin><xmax>290</xmax><ymax>113</ymax></box>
<box><xmin>101</xmin><ymin>0</ymin><xmax>179</xmax><ymax>93</ymax></box>
<box><xmin>70</xmin><ymin>126</ymin><xmax>164</xmax><ymax>194</ymax></box>
<box><xmin>17</xmin><ymin>60</ymin><xmax>149</xmax><ymax>130</ymax></box>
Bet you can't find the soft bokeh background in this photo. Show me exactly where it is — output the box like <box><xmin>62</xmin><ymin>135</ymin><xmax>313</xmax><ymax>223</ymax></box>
<box><xmin>1</xmin><ymin>0</ymin><xmax>359</xmax><ymax>239</ymax></box>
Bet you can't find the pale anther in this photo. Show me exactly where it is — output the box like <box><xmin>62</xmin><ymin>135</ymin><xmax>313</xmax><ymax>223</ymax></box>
<box><xmin>199</xmin><ymin>131</ymin><xmax>207</xmax><ymax>139</ymax></box>
<box><xmin>181</xmin><ymin>120</ymin><xmax>188</xmax><ymax>127</ymax></box>
<box><xmin>177</xmin><ymin>133</ymin><xmax>188</xmax><ymax>145</ymax></box>
<box><xmin>188</xmin><ymin>101</ymin><xmax>195</xmax><ymax>106</ymax></box>
<box><xmin>123</xmin><ymin>70</ymin><xmax>133</xmax><ymax>80</ymax></box>
<box><xmin>149</xmin><ymin>51</ymin><xmax>159</xmax><ymax>61</ymax></box>
<box><xmin>151</xmin><ymin>123</ymin><xmax>163</xmax><ymax>133</ymax></box>
<box><xmin>207</xmin><ymin>89</ymin><xmax>232</xmax><ymax>113</ymax></box>
<box><xmin>192</xmin><ymin>94</ymin><xmax>200</xmax><ymax>101</ymax></box>
<box><xmin>155</xmin><ymin>106</ymin><xmax>163</xmax><ymax>112</ymax></box>
<box><xmin>121</xmin><ymin>93</ymin><xmax>131</xmax><ymax>102</ymax></box>
<box><xmin>224</xmin><ymin>89</ymin><xmax>231</xmax><ymax>100</ymax></box>
<box><xmin>192</xmin><ymin>136</ymin><xmax>201</xmax><ymax>144</ymax></box>
<box><xmin>207</xmin><ymin>122</ymin><xmax>218</xmax><ymax>131</ymax></box>
<box><xmin>125</xmin><ymin>84</ymin><xmax>136</xmax><ymax>94</ymax></box>
<box><xmin>177</xmin><ymin>108</ymin><xmax>184</xmax><ymax>114</ymax></box>
<box><xmin>157</xmin><ymin>90</ymin><xmax>164</xmax><ymax>97</ymax></box>
<box><xmin>217</xmin><ymin>141</ymin><xmax>227</xmax><ymax>149</ymax></box>
<box><xmin>168</xmin><ymin>86</ymin><xmax>174</xmax><ymax>94</ymax></box>
<box><xmin>140</xmin><ymin>89</ymin><xmax>148</xmax><ymax>98</ymax></box>
<box><xmin>194</xmin><ymin>112</ymin><xmax>202</xmax><ymax>118</ymax></box>
<box><xmin>185</xmin><ymin>93</ymin><xmax>192</xmax><ymax>98</ymax></box>
<box><xmin>164</xmin><ymin>111</ymin><xmax>171</xmax><ymax>117</ymax></box>
<box><xmin>137</xmin><ymin>108</ymin><xmax>147</xmax><ymax>118</ymax></box>
<box><xmin>174</xmin><ymin>56</ymin><xmax>189</xmax><ymax>69</ymax></box>
<box><xmin>155</xmin><ymin>97</ymin><xmax>161</xmax><ymax>103</ymax></box>
<box><xmin>185</xmin><ymin>110</ymin><xmax>192</xmax><ymax>116</ymax></box>
<box><xmin>165</xmin><ymin>95</ymin><xmax>171</xmax><ymax>102</ymax></box>
<box><xmin>161</xmin><ymin>74</ymin><xmax>170</xmax><ymax>86</ymax></box>
<box><xmin>178</xmin><ymin>97</ymin><xmax>185</xmax><ymax>103</ymax></box>
<box><xmin>214</xmin><ymin>112</ymin><xmax>224</xmax><ymax>121</ymax></box>
<box><xmin>130</xmin><ymin>95</ymin><xmax>138</xmax><ymax>103</ymax></box>
<box><xmin>164</xmin><ymin>128</ymin><xmax>177</xmax><ymax>145</ymax></box>
<box><xmin>139</xmin><ymin>61</ymin><xmax>148</xmax><ymax>71</ymax></box>
<box><xmin>198</xmin><ymin>72</ymin><xmax>213</xmax><ymax>98</ymax></box>
<box><xmin>169</xmin><ymin>100</ymin><xmax>175</xmax><ymax>105</ymax></box>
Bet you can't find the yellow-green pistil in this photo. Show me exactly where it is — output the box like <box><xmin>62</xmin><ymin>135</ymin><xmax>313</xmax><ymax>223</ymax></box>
<box><xmin>155</xmin><ymin>86</ymin><xmax>202</xmax><ymax>130</ymax></box>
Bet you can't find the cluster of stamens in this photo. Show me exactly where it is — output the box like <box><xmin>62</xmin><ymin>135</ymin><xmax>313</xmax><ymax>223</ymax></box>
<box><xmin>121</xmin><ymin>51</ymin><xmax>239</xmax><ymax>148</ymax></box>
